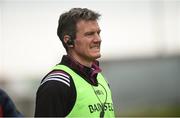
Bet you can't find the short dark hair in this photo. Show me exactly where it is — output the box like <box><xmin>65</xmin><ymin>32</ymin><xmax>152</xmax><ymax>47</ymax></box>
<box><xmin>57</xmin><ymin>8</ymin><xmax>101</xmax><ymax>51</ymax></box>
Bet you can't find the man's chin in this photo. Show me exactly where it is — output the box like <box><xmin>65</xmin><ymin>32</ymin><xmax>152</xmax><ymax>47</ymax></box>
<box><xmin>93</xmin><ymin>54</ymin><xmax>101</xmax><ymax>60</ymax></box>
<box><xmin>88</xmin><ymin>53</ymin><xmax>101</xmax><ymax>60</ymax></box>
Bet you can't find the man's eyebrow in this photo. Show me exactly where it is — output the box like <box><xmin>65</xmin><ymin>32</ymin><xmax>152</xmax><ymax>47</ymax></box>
<box><xmin>84</xmin><ymin>29</ymin><xmax>101</xmax><ymax>35</ymax></box>
<box><xmin>84</xmin><ymin>31</ymin><xmax>95</xmax><ymax>35</ymax></box>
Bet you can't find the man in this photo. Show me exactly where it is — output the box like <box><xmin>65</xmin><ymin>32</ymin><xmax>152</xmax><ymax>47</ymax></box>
<box><xmin>0</xmin><ymin>88</ymin><xmax>23</xmax><ymax>117</ymax></box>
<box><xmin>35</xmin><ymin>8</ymin><xmax>115</xmax><ymax>117</ymax></box>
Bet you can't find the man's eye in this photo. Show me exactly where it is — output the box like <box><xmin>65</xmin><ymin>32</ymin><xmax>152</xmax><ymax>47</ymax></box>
<box><xmin>85</xmin><ymin>32</ymin><xmax>94</xmax><ymax>36</ymax></box>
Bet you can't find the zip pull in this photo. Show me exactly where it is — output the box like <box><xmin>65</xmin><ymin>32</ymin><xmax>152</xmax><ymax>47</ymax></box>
<box><xmin>100</xmin><ymin>105</ymin><xmax>105</xmax><ymax>118</ymax></box>
<box><xmin>100</xmin><ymin>110</ymin><xmax>104</xmax><ymax>118</ymax></box>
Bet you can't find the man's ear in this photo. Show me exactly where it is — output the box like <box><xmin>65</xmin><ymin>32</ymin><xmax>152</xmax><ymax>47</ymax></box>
<box><xmin>64</xmin><ymin>35</ymin><xmax>74</xmax><ymax>47</ymax></box>
<box><xmin>63</xmin><ymin>35</ymin><xmax>70</xmax><ymax>44</ymax></box>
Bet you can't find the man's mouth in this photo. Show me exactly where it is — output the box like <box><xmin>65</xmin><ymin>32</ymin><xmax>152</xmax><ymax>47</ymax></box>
<box><xmin>90</xmin><ymin>44</ymin><xmax>100</xmax><ymax>49</ymax></box>
<box><xmin>91</xmin><ymin>46</ymin><xmax>99</xmax><ymax>49</ymax></box>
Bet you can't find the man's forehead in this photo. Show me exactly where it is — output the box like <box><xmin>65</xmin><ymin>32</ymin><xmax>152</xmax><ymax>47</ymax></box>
<box><xmin>76</xmin><ymin>20</ymin><xmax>100</xmax><ymax>32</ymax></box>
<box><xmin>76</xmin><ymin>20</ymin><xmax>100</xmax><ymax>29</ymax></box>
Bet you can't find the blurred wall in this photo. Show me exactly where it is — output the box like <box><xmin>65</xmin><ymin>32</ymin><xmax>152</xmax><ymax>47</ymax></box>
<box><xmin>101</xmin><ymin>56</ymin><xmax>180</xmax><ymax>116</ymax></box>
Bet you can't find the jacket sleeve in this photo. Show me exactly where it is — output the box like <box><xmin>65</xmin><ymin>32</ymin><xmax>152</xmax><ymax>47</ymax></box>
<box><xmin>34</xmin><ymin>71</ymin><xmax>76</xmax><ymax>117</ymax></box>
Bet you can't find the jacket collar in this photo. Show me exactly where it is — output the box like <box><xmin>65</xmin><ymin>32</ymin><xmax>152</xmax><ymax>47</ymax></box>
<box><xmin>60</xmin><ymin>55</ymin><xmax>102</xmax><ymax>85</ymax></box>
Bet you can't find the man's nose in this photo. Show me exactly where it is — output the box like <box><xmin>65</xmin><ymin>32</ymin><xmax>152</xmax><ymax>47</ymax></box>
<box><xmin>94</xmin><ymin>33</ymin><xmax>101</xmax><ymax>42</ymax></box>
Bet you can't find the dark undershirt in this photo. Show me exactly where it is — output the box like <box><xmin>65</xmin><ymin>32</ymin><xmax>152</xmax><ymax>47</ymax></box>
<box><xmin>34</xmin><ymin>55</ymin><xmax>101</xmax><ymax>117</ymax></box>
<box><xmin>0</xmin><ymin>89</ymin><xmax>23</xmax><ymax>117</ymax></box>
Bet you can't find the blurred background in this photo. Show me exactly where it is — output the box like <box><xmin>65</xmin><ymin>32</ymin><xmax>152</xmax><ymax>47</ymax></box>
<box><xmin>0</xmin><ymin>0</ymin><xmax>180</xmax><ymax>117</ymax></box>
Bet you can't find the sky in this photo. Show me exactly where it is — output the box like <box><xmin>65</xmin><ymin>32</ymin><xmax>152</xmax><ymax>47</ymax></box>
<box><xmin>0</xmin><ymin>0</ymin><xmax>180</xmax><ymax>79</ymax></box>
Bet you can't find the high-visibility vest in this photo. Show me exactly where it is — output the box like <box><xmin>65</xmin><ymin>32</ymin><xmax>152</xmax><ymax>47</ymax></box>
<box><xmin>53</xmin><ymin>65</ymin><xmax>115</xmax><ymax>118</ymax></box>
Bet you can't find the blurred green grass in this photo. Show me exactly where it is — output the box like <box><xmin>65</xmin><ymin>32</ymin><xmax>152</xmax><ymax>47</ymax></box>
<box><xmin>115</xmin><ymin>105</ymin><xmax>180</xmax><ymax>117</ymax></box>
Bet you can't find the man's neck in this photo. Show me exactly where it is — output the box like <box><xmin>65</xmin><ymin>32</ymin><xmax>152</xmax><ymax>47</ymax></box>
<box><xmin>67</xmin><ymin>54</ymin><xmax>93</xmax><ymax>67</ymax></box>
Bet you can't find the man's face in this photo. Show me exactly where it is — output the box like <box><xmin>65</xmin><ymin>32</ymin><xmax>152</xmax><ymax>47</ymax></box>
<box><xmin>72</xmin><ymin>20</ymin><xmax>101</xmax><ymax>63</ymax></box>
